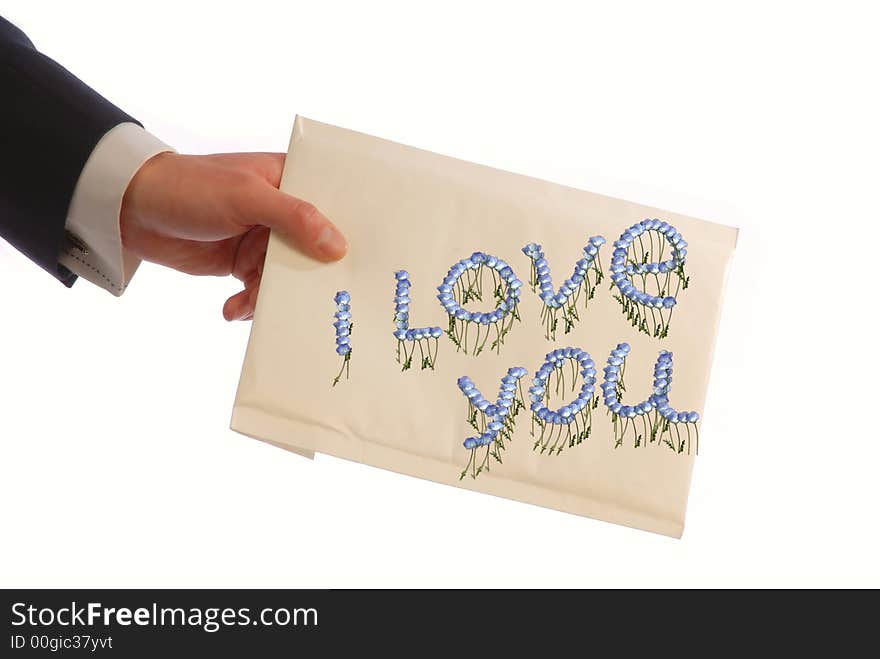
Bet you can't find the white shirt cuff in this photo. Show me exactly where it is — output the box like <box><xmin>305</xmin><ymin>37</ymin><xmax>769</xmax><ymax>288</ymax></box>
<box><xmin>59</xmin><ymin>123</ymin><xmax>174</xmax><ymax>296</ymax></box>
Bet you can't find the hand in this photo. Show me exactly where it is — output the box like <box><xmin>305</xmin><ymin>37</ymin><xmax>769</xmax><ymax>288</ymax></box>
<box><xmin>120</xmin><ymin>152</ymin><xmax>347</xmax><ymax>320</ymax></box>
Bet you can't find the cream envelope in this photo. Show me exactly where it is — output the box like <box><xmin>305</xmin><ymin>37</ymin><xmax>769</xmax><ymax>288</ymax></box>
<box><xmin>231</xmin><ymin>116</ymin><xmax>737</xmax><ymax>537</ymax></box>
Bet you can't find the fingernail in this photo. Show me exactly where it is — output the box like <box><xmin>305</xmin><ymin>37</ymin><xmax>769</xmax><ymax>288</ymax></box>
<box><xmin>315</xmin><ymin>225</ymin><xmax>348</xmax><ymax>259</ymax></box>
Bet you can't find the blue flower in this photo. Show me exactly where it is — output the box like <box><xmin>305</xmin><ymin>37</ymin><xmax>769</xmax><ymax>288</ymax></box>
<box><xmin>521</xmin><ymin>236</ymin><xmax>604</xmax><ymax>322</ymax></box>
<box><xmin>333</xmin><ymin>291</ymin><xmax>353</xmax><ymax>367</ymax></box>
<box><xmin>609</xmin><ymin>220</ymin><xmax>688</xmax><ymax>333</ymax></box>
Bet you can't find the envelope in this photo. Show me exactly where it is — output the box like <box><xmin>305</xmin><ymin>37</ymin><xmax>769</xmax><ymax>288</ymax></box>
<box><xmin>231</xmin><ymin>116</ymin><xmax>737</xmax><ymax>537</ymax></box>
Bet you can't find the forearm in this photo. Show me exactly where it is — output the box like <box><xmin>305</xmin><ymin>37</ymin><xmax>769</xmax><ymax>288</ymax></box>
<box><xmin>0</xmin><ymin>16</ymin><xmax>148</xmax><ymax>288</ymax></box>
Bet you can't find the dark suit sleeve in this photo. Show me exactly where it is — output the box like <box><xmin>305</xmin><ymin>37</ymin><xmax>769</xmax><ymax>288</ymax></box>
<box><xmin>0</xmin><ymin>16</ymin><xmax>140</xmax><ymax>286</ymax></box>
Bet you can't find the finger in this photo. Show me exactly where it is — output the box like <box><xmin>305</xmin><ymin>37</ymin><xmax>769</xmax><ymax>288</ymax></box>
<box><xmin>223</xmin><ymin>288</ymin><xmax>250</xmax><ymax>321</ymax></box>
<box><xmin>250</xmin><ymin>153</ymin><xmax>285</xmax><ymax>187</ymax></box>
<box><xmin>124</xmin><ymin>220</ymin><xmax>239</xmax><ymax>276</ymax></box>
<box><xmin>208</xmin><ymin>153</ymin><xmax>285</xmax><ymax>187</ymax></box>
<box><xmin>231</xmin><ymin>226</ymin><xmax>270</xmax><ymax>282</ymax></box>
<box><xmin>223</xmin><ymin>282</ymin><xmax>260</xmax><ymax>321</ymax></box>
<box><xmin>237</xmin><ymin>183</ymin><xmax>348</xmax><ymax>262</ymax></box>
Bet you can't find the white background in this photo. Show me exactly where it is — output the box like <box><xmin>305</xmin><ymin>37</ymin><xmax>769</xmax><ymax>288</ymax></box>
<box><xmin>1</xmin><ymin>0</ymin><xmax>878</xmax><ymax>587</ymax></box>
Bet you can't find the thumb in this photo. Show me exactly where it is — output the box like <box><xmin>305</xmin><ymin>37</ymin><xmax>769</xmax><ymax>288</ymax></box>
<box><xmin>243</xmin><ymin>182</ymin><xmax>348</xmax><ymax>262</ymax></box>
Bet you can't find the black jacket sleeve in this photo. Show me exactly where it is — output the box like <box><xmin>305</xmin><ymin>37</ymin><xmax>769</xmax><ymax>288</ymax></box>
<box><xmin>0</xmin><ymin>16</ymin><xmax>139</xmax><ymax>286</ymax></box>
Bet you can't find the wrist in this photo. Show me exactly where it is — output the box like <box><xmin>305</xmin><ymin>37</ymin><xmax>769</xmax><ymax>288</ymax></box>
<box><xmin>120</xmin><ymin>150</ymin><xmax>176</xmax><ymax>249</ymax></box>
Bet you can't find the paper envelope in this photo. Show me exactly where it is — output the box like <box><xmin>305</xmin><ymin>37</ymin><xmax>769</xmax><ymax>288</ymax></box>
<box><xmin>231</xmin><ymin>116</ymin><xmax>737</xmax><ymax>537</ymax></box>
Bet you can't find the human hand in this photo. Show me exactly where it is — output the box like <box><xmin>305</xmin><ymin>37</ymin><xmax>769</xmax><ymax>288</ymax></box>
<box><xmin>120</xmin><ymin>152</ymin><xmax>347</xmax><ymax>320</ymax></box>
